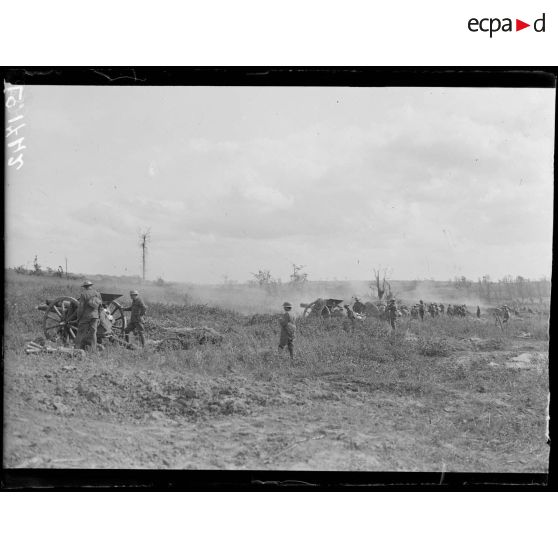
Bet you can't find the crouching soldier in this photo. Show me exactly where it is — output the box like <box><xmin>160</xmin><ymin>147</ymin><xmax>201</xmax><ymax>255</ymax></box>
<box><xmin>75</xmin><ymin>280</ymin><xmax>103</xmax><ymax>351</ymax></box>
<box><xmin>124</xmin><ymin>290</ymin><xmax>147</xmax><ymax>347</ymax></box>
<box><xmin>279</xmin><ymin>302</ymin><xmax>296</xmax><ymax>360</ymax></box>
<box><xmin>344</xmin><ymin>304</ymin><xmax>356</xmax><ymax>332</ymax></box>
<box><xmin>352</xmin><ymin>297</ymin><xmax>365</xmax><ymax>314</ymax></box>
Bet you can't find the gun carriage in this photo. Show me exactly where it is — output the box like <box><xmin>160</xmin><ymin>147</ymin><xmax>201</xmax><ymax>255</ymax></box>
<box><xmin>37</xmin><ymin>293</ymin><xmax>127</xmax><ymax>344</ymax></box>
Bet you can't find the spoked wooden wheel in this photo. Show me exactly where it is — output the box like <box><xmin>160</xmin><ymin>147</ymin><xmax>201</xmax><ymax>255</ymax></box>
<box><xmin>43</xmin><ymin>296</ymin><xmax>79</xmax><ymax>344</ymax></box>
<box><xmin>105</xmin><ymin>300</ymin><xmax>127</xmax><ymax>338</ymax></box>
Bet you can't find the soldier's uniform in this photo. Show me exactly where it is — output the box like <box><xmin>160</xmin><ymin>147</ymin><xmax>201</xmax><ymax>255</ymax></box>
<box><xmin>124</xmin><ymin>290</ymin><xmax>147</xmax><ymax>347</ymax></box>
<box><xmin>279</xmin><ymin>302</ymin><xmax>296</xmax><ymax>359</ymax></box>
<box><xmin>476</xmin><ymin>306</ymin><xmax>481</xmax><ymax>318</ymax></box>
<box><xmin>344</xmin><ymin>305</ymin><xmax>356</xmax><ymax>332</ymax></box>
<box><xmin>418</xmin><ymin>300</ymin><xmax>425</xmax><ymax>321</ymax></box>
<box><xmin>386</xmin><ymin>299</ymin><xmax>398</xmax><ymax>330</ymax></box>
<box><xmin>439</xmin><ymin>303</ymin><xmax>445</xmax><ymax>315</ymax></box>
<box><xmin>75</xmin><ymin>281</ymin><xmax>103</xmax><ymax>351</ymax></box>
<box><xmin>501</xmin><ymin>305</ymin><xmax>510</xmax><ymax>324</ymax></box>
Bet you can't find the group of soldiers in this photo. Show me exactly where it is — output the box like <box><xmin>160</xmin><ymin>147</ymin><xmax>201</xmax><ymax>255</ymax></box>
<box><xmin>406</xmin><ymin>300</ymin><xmax>473</xmax><ymax>320</ymax></box>
<box><xmin>72</xmin><ymin>282</ymin><xmax>520</xmax><ymax>360</ymax></box>
<box><xmin>408</xmin><ymin>301</ymin><xmax>469</xmax><ymax>319</ymax></box>
<box><xmin>277</xmin><ymin>295</ymin><xmax>509</xmax><ymax>361</ymax></box>
<box><xmin>74</xmin><ymin>280</ymin><xmax>147</xmax><ymax>352</ymax></box>
<box><xmin>277</xmin><ymin>295</ymin><xmax>466</xmax><ymax>361</ymax></box>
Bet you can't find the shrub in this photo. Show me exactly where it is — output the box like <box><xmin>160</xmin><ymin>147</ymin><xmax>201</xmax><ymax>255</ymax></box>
<box><xmin>418</xmin><ymin>337</ymin><xmax>451</xmax><ymax>357</ymax></box>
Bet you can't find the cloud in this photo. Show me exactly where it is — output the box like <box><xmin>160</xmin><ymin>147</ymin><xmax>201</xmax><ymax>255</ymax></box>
<box><xmin>6</xmin><ymin>86</ymin><xmax>554</xmax><ymax>282</ymax></box>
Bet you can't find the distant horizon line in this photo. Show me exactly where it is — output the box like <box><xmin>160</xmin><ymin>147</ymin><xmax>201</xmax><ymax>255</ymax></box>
<box><xmin>5</xmin><ymin>268</ymin><xmax>551</xmax><ymax>285</ymax></box>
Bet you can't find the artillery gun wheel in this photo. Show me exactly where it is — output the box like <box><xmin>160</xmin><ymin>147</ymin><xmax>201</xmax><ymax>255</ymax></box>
<box><xmin>43</xmin><ymin>296</ymin><xmax>79</xmax><ymax>344</ymax></box>
<box><xmin>105</xmin><ymin>300</ymin><xmax>127</xmax><ymax>338</ymax></box>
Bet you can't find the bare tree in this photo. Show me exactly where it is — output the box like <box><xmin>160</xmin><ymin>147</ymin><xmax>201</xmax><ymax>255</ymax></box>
<box><xmin>139</xmin><ymin>228</ymin><xmax>151</xmax><ymax>281</ymax></box>
<box><xmin>250</xmin><ymin>270</ymin><xmax>281</xmax><ymax>293</ymax></box>
<box><xmin>372</xmin><ymin>268</ymin><xmax>389</xmax><ymax>301</ymax></box>
<box><xmin>32</xmin><ymin>255</ymin><xmax>43</xmax><ymax>275</ymax></box>
<box><xmin>289</xmin><ymin>263</ymin><xmax>308</xmax><ymax>289</ymax></box>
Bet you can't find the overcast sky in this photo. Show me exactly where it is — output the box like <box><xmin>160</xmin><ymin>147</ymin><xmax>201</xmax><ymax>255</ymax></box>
<box><xmin>5</xmin><ymin>86</ymin><xmax>554</xmax><ymax>283</ymax></box>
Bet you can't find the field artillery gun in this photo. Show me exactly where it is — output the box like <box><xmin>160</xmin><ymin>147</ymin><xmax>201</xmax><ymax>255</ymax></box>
<box><xmin>300</xmin><ymin>298</ymin><xmax>345</xmax><ymax>318</ymax></box>
<box><xmin>37</xmin><ymin>293</ymin><xmax>127</xmax><ymax>345</ymax></box>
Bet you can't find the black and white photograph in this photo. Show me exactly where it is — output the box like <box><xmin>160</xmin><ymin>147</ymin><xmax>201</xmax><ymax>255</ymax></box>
<box><xmin>3</xmin><ymin>72</ymin><xmax>553</xmax><ymax>476</ymax></box>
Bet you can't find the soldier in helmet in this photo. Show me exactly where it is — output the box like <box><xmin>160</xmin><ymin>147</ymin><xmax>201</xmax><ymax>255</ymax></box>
<box><xmin>278</xmin><ymin>302</ymin><xmax>296</xmax><ymax>360</ymax></box>
<box><xmin>418</xmin><ymin>300</ymin><xmax>425</xmax><ymax>321</ymax></box>
<box><xmin>75</xmin><ymin>280</ymin><xmax>104</xmax><ymax>351</ymax></box>
<box><xmin>386</xmin><ymin>298</ymin><xmax>398</xmax><ymax>331</ymax></box>
<box><xmin>476</xmin><ymin>305</ymin><xmax>481</xmax><ymax>319</ymax></box>
<box><xmin>123</xmin><ymin>290</ymin><xmax>147</xmax><ymax>347</ymax></box>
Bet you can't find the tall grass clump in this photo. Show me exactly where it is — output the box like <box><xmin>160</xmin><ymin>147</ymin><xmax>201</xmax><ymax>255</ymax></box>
<box><xmin>418</xmin><ymin>336</ymin><xmax>452</xmax><ymax>357</ymax></box>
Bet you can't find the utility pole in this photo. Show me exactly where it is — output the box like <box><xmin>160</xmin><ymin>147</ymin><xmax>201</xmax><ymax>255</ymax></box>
<box><xmin>65</xmin><ymin>257</ymin><xmax>68</xmax><ymax>279</ymax></box>
<box><xmin>139</xmin><ymin>228</ymin><xmax>151</xmax><ymax>282</ymax></box>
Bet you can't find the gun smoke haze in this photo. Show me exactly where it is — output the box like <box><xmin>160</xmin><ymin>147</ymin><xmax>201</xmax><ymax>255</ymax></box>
<box><xmin>99</xmin><ymin>279</ymin><xmax>548</xmax><ymax>316</ymax></box>
<box><xmin>9</xmin><ymin>269</ymin><xmax>549</xmax><ymax>317</ymax></box>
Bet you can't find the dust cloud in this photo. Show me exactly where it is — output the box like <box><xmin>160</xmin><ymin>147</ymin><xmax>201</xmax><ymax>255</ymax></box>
<box><xmin>89</xmin><ymin>276</ymin><xmax>538</xmax><ymax>315</ymax></box>
<box><xmin>127</xmin><ymin>279</ymin><xmax>486</xmax><ymax>315</ymax></box>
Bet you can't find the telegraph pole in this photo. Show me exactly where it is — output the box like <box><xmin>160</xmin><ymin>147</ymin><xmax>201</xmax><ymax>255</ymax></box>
<box><xmin>139</xmin><ymin>228</ymin><xmax>151</xmax><ymax>281</ymax></box>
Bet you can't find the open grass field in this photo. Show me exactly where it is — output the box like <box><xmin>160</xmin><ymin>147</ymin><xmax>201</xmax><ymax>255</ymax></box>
<box><xmin>3</xmin><ymin>272</ymin><xmax>550</xmax><ymax>471</ymax></box>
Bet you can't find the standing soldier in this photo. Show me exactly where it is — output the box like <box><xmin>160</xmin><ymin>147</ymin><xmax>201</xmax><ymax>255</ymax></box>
<box><xmin>501</xmin><ymin>304</ymin><xmax>510</xmax><ymax>325</ymax></box>
<box><xmin>75</xmin><ymin>280</ymin><xmax>103</xmax><ymax>351</ymax></box>
<box><xmin>439</xmin><ymin>303</ymin><xmax>445</xmax><ymax>315</ymax></box>
<box><xmin>278</xmin><ymin>302</ymin><xmax>296</xmax><ymax>360</ymax></box>
<box><xmin>386</xmin><ymin>298</ymin><xmax>398</xmax><ymax>331</ymax></box>
<box><xmin>476</xmin><ymin>305</ymin><xmax>481</xmax><ymax>318</ymax></box>
<box><xmin>418</xmin><ymin>300</ymin><xmax>425</xmax><ymax>321</ymax></box>
<box><xmin>123</xmin><ymin>290</ymin><xmax>147</xmax><ymax>347</ymax></box>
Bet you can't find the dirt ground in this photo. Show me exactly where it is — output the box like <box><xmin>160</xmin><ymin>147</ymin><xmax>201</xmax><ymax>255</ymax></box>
<box><xmin>4</xmin><ymin>338</ymin><xmax>549</xmax><ymax>472</ymax></box>
<box><xmin>3</xmin><ymin>273</ymin><xmax>550</xmax><ymax>472</ymax></box>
